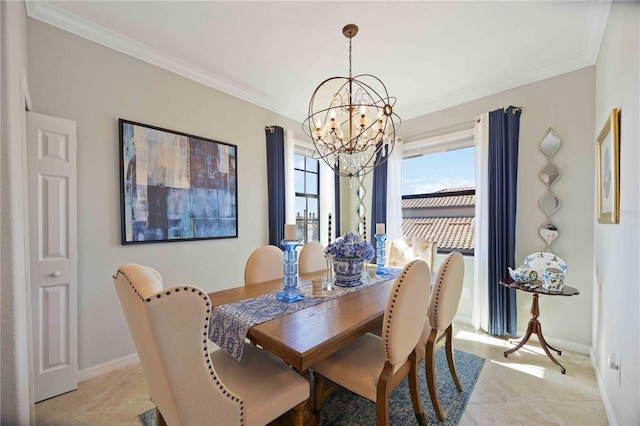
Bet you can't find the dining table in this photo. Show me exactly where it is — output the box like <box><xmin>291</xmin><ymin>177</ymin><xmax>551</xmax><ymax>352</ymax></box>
<box><xmin>207</xmin><ymin>269</ymin><xmax>400</xmax><ymax>425</ymax></box>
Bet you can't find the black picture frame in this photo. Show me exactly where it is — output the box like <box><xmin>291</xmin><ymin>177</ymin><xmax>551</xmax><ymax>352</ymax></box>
<box><xmin>119</xmin><ymin>119</ymin><xmax>238</xmax><ymax>244</ymax></box>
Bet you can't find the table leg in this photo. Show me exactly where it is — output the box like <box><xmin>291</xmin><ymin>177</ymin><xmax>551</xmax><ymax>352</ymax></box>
<box><xmin>295</xmin><ymin>369</ymin><xmax>317</xmax><ymax>426</ymax></box>
<box><xmin>504</xmin><ymin>293</ymin><xmax>539</xmax><ymax>356</ymax></box>
<box><xmin>541</xmin><ymin>334</ymin><xmax>562</xmax><ymax>355</ymax></box>
<box><xmin>503</xmin><ymin>293</ymin><xmax>566</xmax><ymax>374</ymax></box>
<box><xmin>534</xmin><ymin>322</ymin><xmax>566</xmax><ymax>374</ymax></box>
<box><xmin>504</xmin><ymin>318</ymin><xmax>534</xmax><ymax>356</ymax></box>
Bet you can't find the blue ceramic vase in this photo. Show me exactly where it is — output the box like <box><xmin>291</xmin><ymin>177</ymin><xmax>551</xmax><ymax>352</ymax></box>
<box><xmin>333</xmin><ymin>257</ymin><xmax>364</xmax><ymax>287</ymax></box>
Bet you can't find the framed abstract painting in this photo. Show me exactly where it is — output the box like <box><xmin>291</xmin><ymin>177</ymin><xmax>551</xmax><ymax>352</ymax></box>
<box><xmin>596</xmin><ymin>108</ymin><xmax>620</xmax><ymax>224</ymax></box>
<box><xmin>119</xmin><ymin>119</ymin><xmax>238</xmax><ymax>244</ymax></box>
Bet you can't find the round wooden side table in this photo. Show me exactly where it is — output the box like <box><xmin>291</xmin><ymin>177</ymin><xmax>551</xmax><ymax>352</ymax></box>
<box><xmin>499</xmin><ymin>277</ymin><xmax>579</xmax><ymax>374</ymax></box>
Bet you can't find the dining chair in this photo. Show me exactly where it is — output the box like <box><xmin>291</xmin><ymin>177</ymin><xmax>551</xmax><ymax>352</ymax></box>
<box><xmin>415</xmin><ymin>251</ymin><xmax>465</xmax><ymax>421</ymax></box>
<box><xmin>312</xmin><ymin>259</ymin><xmax>431</xmax><ymax>426</ymax></box>
<box><xmin>244</xmin><ymin>245</ymin><xmax>284</xmax><ymax>285</ymax></box>
<box><xmin>113</xmin><ymin>263</ymin><xmax>309</xmax><ymax>426</ymax></box>
<box><xmin>385</xmin><ymin>235</ymin><xmax>438</xmax><ymax>272</ymax></box>
<box><xmin>298</xmin><ymin>241</ymin><xmax>326</xmax><ymax>274</ymax></box>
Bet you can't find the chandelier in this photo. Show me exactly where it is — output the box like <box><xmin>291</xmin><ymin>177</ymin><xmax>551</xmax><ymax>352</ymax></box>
<box><xmin>303</xmin><ymin>24</ymin><xmax>400</xmax><ymax>178</ymax></box>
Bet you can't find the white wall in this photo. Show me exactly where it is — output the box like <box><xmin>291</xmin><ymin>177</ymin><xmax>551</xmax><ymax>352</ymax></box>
<box><xmin>593</xmin><ymin>3</ymin><xmax>640</xmax><ymax>425</ymax></box>
<box><xmin>26</xmin><ymin>19</ymin><xmax>303</xmax><ymax>371</ymax></box>
<box><xmin>1</xmin><ymin>1</ymin><xmax>32</xmax><ymax>423</ymax></box>
<box><xmin>396</xmin><ymin>67</ymin><xmax>596</xmax><ymax>349</ymax></box>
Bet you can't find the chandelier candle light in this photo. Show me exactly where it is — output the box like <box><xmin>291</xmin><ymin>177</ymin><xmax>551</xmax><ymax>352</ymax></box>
<box><xmin>304</xmin><ymin>24</ymin><xmax>401</xmax><ymax>178</ymax></box>
<box><xmin>277</xmin><ymin>224</ymin><xmax>304</xmax><ymax>303</ymax></box>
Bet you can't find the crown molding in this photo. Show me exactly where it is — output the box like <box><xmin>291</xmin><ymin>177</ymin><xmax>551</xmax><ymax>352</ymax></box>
<box><xmin>25</xmin><ymin>1</ymin><xmax>304</xmax><ymax>121</ymax></box>
<box><xmin>25</xmin><ymin>0</ymin><xmax>610</xmax><ymax>124</ymax></box>
<box><xmin>401</xmin><ymin>54</ymin><xmax>594</xmax><ymax>120</ymax></box>
<box><xmin>582</xmin><ymin>0</ymin><xmax>612</xmax><ymax>63</ymax></box>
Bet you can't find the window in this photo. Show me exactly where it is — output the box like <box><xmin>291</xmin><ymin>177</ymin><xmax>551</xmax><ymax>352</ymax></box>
<box><xmin>294</xmin><ymin>153</ymin><xmax>320</xmax><ymax>243</ymax></box>
<box><xmin>401</xmin><ymin>131</ymin><xmax>476</xmax><ymax>255</ymax></box>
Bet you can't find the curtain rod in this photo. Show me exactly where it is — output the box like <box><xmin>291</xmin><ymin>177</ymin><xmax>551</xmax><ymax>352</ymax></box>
<box><xmin>403</xmin><ymin>105</ymin><xmax>524</xmax><ymax>142</ymax></box>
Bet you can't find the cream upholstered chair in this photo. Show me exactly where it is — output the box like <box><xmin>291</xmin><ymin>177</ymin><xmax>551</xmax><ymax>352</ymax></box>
<box><xmin>298</xmin><ymin>242</ymin><xmax>326</xmax><ymax>274</ymax></box>
<box><xmin>385</xmin><ymin>235</ymin><xmax>437</xmax><ymax>272</ymax></box>
<box><xmin>312</xmin><ymin>259</ymin><xmax>431</xmax><ymax>426</ymax></box>
<box><xmin>113</xmin><ymin>263</ymin><xmax>309</xmax><ymax>426</ymax></box>
<box><xmin>244</xmin><ymin>245</ymin><xmax>283</xmax><ymax>285</ymax></box>
<box><xmin>415</xmin><ymin>251</ymin><xmax>465</xmax><ymax>421</ymax></box>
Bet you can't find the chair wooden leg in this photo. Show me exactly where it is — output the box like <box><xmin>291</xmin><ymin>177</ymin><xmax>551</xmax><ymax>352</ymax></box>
<box><xmin>313</xmin><ymin>372</ymin><xmax>340</xmax><ymax>423</ymax></box>
<box><xmin>156</xmin><ymin>407</ymin><xmax>168</xmax><ymax>426</ymax></box>
<box><xmin>408</xmin><ymin>351</ymin><xmax>427</xmax><ymax>426</ymax></box>
<box><xmin>313</xmin><ymin>373</ymin><xmax>324</xmax><ymax>419</ymax></box>
<box><xmin>376</xmin><ymin>363</ymin><xmax>394</xmax><ymax>426</ymax></box>
<box><xmin>425</xmin><ymin>330</ymin><xmax>445</xmax><ymax>421</ymax></box>
<box><xmin>445</xmin><ymin>324</ymin><xmax>463</xmax><ymax>391</ymax></box>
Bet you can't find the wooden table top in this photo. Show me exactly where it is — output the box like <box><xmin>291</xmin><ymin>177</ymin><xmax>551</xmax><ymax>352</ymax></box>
<box><xmin>208</xmin><ymin>272</ymin><xmax>395</xmax><ymax>372</ymax></box>
<box><xmin>499</xmin><ymin>277</ymin><xmax>579</xmax><ymax>296</ymax></box>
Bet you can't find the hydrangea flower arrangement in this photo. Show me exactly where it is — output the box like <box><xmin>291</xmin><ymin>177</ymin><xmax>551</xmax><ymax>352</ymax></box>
<box><xmin>325</xmin><ymin>232</ymin><xmax>374</xmax><ymax>261</ymax></box>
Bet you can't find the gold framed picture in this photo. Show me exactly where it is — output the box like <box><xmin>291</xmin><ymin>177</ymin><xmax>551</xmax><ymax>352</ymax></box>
<box><xmin>596</xmin><ymin>108</ymin><xmax>620</xmax><ymax>224</ymax></box>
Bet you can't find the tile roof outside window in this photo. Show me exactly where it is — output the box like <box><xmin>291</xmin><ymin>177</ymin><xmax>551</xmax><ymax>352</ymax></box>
<box><xmin>401</xmin><ymin>188</ymin><xmax>475</xmax><ymax>255</ymax></box>
<box><xmin>402</xmin><ymin>194</ymin><xmax>475</xmax><ymax>209</ymax></box>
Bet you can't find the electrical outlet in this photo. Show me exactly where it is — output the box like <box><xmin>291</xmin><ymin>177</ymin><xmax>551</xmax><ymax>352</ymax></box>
<box><xmin>608</xmin><ymin>353</ymin><xmax>622</xmax><ymax>386</ymax></box>
<box><xmin>462</xmin><ymin>287</ymin><xmax>470</xmax><ymax>298</ymax></box>
<box><xmin>608</xmin><ymin>353</ymin><xmax>619</xmax><ymax>370</ymax></box>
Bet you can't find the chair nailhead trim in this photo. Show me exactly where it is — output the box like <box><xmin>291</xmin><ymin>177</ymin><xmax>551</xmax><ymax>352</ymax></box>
<box><xmin>383</xmin><ymin>259</ymin><xmax>420</xmax><ymax>360</ymax></box>
<box><xmin>431</xmin><ymin>254</ymin><xmax>455</xmax><ymax>330</ymax></box>
<box><xmin>114</xmin><ymin>268</ymin><xmax>245</xmax><ymax>424</ymax></box>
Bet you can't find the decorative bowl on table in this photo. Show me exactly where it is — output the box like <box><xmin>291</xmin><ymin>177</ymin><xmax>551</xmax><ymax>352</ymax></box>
<box><xmin>333</xmin><ymin>257</ymin><xmax>365</xmax><ymax>287</ymax></box>
<box><xmin>541</xmin><ymin>269</ymin><xmax>565</xmax><ymax>291</ymax></box>
<box><xmin>508</xmin><ymin>266</ymin><xmax>538</xmax><ymax>283</ymax></box>
<box><xmin>325</xmin><ymin>232</ymin><xmax>374</xmax><ymax>287</ymax></box>
<box><xmin>523</xmin><ymin>252</ymin><xmax>567</xmax><ymax>276</ymax></box>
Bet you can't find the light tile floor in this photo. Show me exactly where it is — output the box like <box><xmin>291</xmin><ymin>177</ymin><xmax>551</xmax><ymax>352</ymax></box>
<box><xmin>35</xmin><ymin>323</ymin><xmax>609</xmax><ymax>425</ymax></box>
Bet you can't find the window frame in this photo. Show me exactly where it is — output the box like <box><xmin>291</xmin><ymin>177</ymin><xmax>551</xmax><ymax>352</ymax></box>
<box><xmin>293</xmin><ymin>150</ymin><xmax>320</xmax><ymax>243</ymax></box>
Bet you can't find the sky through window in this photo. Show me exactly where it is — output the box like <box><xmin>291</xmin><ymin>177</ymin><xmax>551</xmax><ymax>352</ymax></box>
<box><xmin>402</xmin><ymin>146</ymin><xmax>475</xmax><ymax>195</ymax></box>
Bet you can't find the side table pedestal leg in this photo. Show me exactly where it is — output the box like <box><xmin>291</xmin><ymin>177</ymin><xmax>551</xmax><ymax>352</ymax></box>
<box><xmin>503</xmin><ymin>293</ymin><xmax>566</xmax><ymax>374</ymax></box>
<box><xmin>504</xmin><ymin>319</ymin><xmax>534</xmax><ymax>356</ymax></box>
<box><xmin>535</xmin><ymin>323</ymin><xmax>566</xmax><ymax>374</ymax></box>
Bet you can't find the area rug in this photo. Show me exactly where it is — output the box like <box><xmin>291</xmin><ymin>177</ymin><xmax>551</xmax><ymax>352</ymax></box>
<box><xmin>139</xmin><ymin>347</ymin><xmax>484</xmax><ymax>426</ymax></box>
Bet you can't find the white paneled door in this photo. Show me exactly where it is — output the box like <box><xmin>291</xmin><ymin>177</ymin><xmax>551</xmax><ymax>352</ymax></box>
<box><xmin>27</xmin><ymin>111</ymin><xmax>78</xmax><ymax>402</ymax></box>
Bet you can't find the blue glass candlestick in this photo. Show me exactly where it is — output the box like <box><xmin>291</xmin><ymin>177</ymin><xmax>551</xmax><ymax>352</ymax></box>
<box><xmin>375</xmin><ymin>233</ymin><xmax>387</xmax><ymax>274</ymax></box>
<box><xmin>276</xmin><ymin>240</ymin><xmax>304</xmax><ymax>303</ymax></box>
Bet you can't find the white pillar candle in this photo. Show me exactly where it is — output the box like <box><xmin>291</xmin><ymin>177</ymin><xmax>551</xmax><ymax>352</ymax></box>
<box><xmin>376</xmin><ymin>223</ymin><xmax>385</xmax><ymax>235</ymax></box>
<box><xmin>284</xmin><ymin>224</ymin><xmax>297</xmax><ymax>241</ymax></box>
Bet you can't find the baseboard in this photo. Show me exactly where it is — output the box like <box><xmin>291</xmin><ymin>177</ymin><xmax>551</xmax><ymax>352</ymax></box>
<box><xmin>591</xmin><ymin>347</ymin><xmax>618</xmax><ymax>426</ymax></box>
<box><xmin>454</xmin><ymin>315</ymin><xmax>473</xmax><ymax>326</ymax></box>
<box><xmin>78</xmin><ymin>353</ymin><xmax>140</xmax><ymax>382</ymax></box>
<box><xmin>511</xmin><ymin>328</ymin><xmax>591</xmax><ymax>355</ymax></box>
<box><xmin>540</xmin><ymin>334</ymin><xmax>591</xmax><ymax>355</ymax></box>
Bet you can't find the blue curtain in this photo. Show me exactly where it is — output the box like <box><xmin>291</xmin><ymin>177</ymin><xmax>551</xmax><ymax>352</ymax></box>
<box><xmin>487</xmin><ymin>106</ymin><xmax>521</xmax><ymax>336</ymax></box>
<box><xmin>266</xmin><ymin>126</ymin><xmax>285</xmax><ymax>246</ymax></box>
<box><xmin>371</xmin><ymin>148</ymin><xmax>388</xmax><ymax>249</ymax></box>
